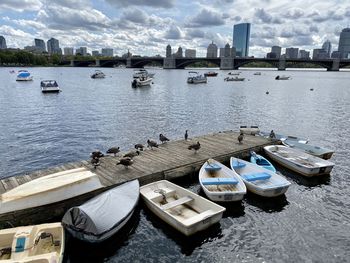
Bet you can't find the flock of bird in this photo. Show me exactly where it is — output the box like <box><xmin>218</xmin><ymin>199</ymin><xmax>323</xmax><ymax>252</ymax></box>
<box><xmin>89</xmin><ymin>130</ymin><xmax>245</xmax><ymax>169</ymax></box>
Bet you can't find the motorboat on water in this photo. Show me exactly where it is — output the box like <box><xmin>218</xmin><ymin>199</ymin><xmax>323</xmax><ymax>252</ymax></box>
<box><xmin>240</xmin><ymin>125</ymin><xmax>260</xmax><ymax>135</ymax></box>
<box><xmin>62</xmin><ymin>180</ymin><xmax>139</xmax><ymax>243</ymax></box>
<box><xmin>187</xmin><ymin>71</ymin><xmax>207</xmax><ymax>84</ymax></box>
<box><xmin>258</xmin><ymin>131</ymin><xmax>309</xmax><ymax>144</ymax></box>
<box><xmin>254</xmin><ymin>72</ymin><xmax>261</xmax><ymax>75</ymax></box>
<box><xmin>131</xmin><ymin>76</ymin><xmax>153</xmax><ymax>87</ymax></box>
<box><xmin>204</xmin><ymin>71</ymin><xmax>218</xmax><ymax>77</ymax></box>
<box><xmin>275</xmin><ymin>75</ymin><xmax>290</xmax><ymax>80</ymax></box>
<box><xmin>16</xmin><ymin>70</ymin><xmax>33</xmax><ymax>81</ymax></box>
<box><xmin>228</xmin><ymin>71</ymin><xmax>241</xmax><ymax>75</ymax></box>
<box><xmin>282</xmin><ymin>139</ymin><xmax>334</xmax><ymax>160</ymax></box>
<box><xmin>199</xmin><ymin>159</ymin><xmax>246</xmax><ymax>202</ymax></box>
<box><xmin>224</xmin><ymin>76</ymin><xmax>245</xmax><ymax>81</ymax></box>
<box><xmin>0</xmin><ymin>222</ymin><xmax>64</xmax><ymax>263</ymax></box>
<box><xmin>264</xmin><ymin>145</ymin><xmax>335</xmax><ymax>177</ymax></box>
<box><xmin>140</xmin><ymin>180</ymin><xmax>225</xmax><ymax>236</ymax></box>
<box><xmin>41</xmin><ymin>80</ymin><xmax>60</xmax><ymax>93</ymax></box>
<box><xmin>133</xmin><ymin>69</ymin><xmax>155</xmax><ymax>79</ymax></box>
<box><xmin>91</xmin><ymin>70</ymin><xmax>105</xmax><ymax>79</ymax></box>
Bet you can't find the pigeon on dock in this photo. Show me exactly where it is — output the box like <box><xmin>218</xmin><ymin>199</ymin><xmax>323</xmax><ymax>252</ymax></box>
<box><xmin>124</xmin><ymin>150</ymin><xmax>140</xmax><ymax>158</ymax></box>
<box><xmin>134</xmin><ymin>144</ymin><xmax>145</xmax><ymax>151</ymax></box>
<box><xmin>116</xmin><ymin>157</ymin><xmax>134</xmax><ymax>168</ymax></box>
<box><xmin>188</xmin><ymin>141</ymin><xmax>201</xmax><ymax>153</ymax></box>
<box><xmin>159</xmin><ymin>134</ymin><xmax>170</xmax><ymax>143</ymax></box>
<box><xmin>90</xmin><ymin>158</ymin><xmax>100</xmax><ymax>169</ymax></box>
<box><xmin>147</xmin><ymin>139</ymin><xmax>159</xmax><ymax>149</ymax></box>
<box><xmin>106</xmin><ymin>147</ymin><xmax>120</xmax><ymax>156</ymax></box>
<box><xmin>238</xmin><ymin>133</ymin><xmax>244</xmax><ymax>144</ymax></box>
<box><xmin>184</xmin><ymin>130</ymin><xmax>188</xmax><ymax>140</ymax></box>
<box><xmin>90</xmin><ymin>150</ymin><xmax>104</xmax><ymax>159</ymax></box>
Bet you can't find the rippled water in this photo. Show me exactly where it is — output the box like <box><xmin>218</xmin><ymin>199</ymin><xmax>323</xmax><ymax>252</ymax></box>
<box><xmin>1</xmin><ymin>67</ymin><xmax>350</xmax><ymax>262</ymax></box>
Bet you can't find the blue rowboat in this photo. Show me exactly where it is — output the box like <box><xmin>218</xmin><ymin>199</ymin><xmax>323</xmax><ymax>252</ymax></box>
<box><xmin>250</xmin><ymin>151</ymin><xmax>276</xmax><ymax>172</ymax></box>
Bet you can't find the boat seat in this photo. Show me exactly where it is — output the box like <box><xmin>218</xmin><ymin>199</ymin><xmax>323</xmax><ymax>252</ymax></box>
<box><xmin>183</xmin><ymin>210</ymin><xmax>214</xmax><ymax>226</ymax></box>
<box><xmin>201</xmin><ymin>177</ymin><xmax>238</xmax><ymax>185</ymax></box>
<box><xmin>231</xmin><ymin>160</ymin><xmax>246</xmax><ymax>169</ymax></box>
<box><xmin>161</xmin><ymin>196</ymin><xmax>194</xmax><ymax>210</ymax></box>
<box><xmin>241</xmin><ymin>172</ymin><xmax>271</xmax><ymax>182</ymax></box>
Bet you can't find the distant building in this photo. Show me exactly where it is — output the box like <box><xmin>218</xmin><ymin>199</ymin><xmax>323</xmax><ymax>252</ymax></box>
<box><xmin>233</xmin><ymin>23</ymin><xmax>251</xmax><ymax>57</ymax></box>
<box><xmin>24</xmin><ymin>46</ymin><xmax>39</xmax><ymax>52</ymax></box>
<box><xmin>92</xmin><ymin>50</ymin><xmax>100</xmax><ymax>57</ymax></box>
<box><xmin>271</xmin><ymin>46</ymin><xmax>281</xmax><ymax>58</ymax></box>
<box><xmin>299</xmin><ymin>50</ymin><xmax>310</xmax><ymax>59</ymax></box>
<box><xmin>76</xmin><ymin>47</ymin><xmax>87</xmax><ymax>56</ymax></box>
<box><xmin>64</xmin><ymin>47</ymin><xmax>74</xmax><ymax>56</ymax></box>
<box><xmin>285</xmin><ymin>47</ymin><xmax>299</xmax><ymax>59</ymax></box>
<box><xmin>175</xmin><ymin>46</ymin><xmax>183</xmax><ymax>58</ymax></box>
<box><xmin>0</xmin><ymin>36</ymin><xmax>6</xmax><ymax>49</ymax></box>
<box><xmin>206</xmin><ymin>41</ymin><xmax>218</xmax><ymax>58</ymax></box>
<box><xmin>331</xmin><ymin>51</ymin><xmax>341</xmax><ymax>58</ymax></box>
<box><xmin>34</xmin><ymin>38</ymin><xmax>46</xmax><ymax>52</ymax></box>
<box><xmin>219</xmin><ymin>48</ymin><xmax>225</xmax><ymax>57</ymax></box>
<box><xmin>47</xmin><ymin>38</ymin><xmax>60</xmax><ymax>54</ymax></box>
<box><xmin>266</xmin><ymin>52</ymin><xmax>277</xmax><ymax>58</ymax></box>
<box><xmin>101</xmin><ymin>48</ymin><xmax>113</xmax><ymax>57</ymax></box>
<box><xmin>322</xmin><ymin>40</ymin><xmax>331</xmax><ymax>58</ymax></box>
<box><xmin>185</xmin><ymin>49</ymin><xmax>196</xmax><ymax>58</ymax></box>
<box><xmin>313</xmin><ymin>48</ymin><xmax>328</xmax><ymax>59</ymax></box>
<box><xmin>166</xmin><ymin>44</ymin><xmax>172</xmax><ymax>58</ymax></box>
<box><xmin>338</xmin><ymin>28</ymin><xmax>350</xmax><ymax>58</ymax></box>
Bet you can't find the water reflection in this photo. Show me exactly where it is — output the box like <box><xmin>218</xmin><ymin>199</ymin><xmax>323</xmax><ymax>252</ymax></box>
<box><xmin>244</xmin><ymin>193</ymin><xmax>289</xmax><ymax>213</ymax></box>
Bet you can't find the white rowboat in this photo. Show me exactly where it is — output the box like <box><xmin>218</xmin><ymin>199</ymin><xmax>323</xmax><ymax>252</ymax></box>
<box><xmin>282</xmin><ymin>139</ymin><xmax>334</xmax><ymax>160</ymax></box>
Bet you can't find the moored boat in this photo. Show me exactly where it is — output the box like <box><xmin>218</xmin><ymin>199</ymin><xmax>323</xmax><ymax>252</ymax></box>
<box><xmin>140</xmin><ymin>180</ymin><xmax>225</xmax><ymax>236</ymax></box>
<box><xmin>204</xmin><ymin>71</ymin><xmax>218</xmax><ymax>77</ymax></box>
<box><xmin>0</xmin><ymin>222</ymin><xmax>64</xmax><ymax>263</ymax></box>
<box><xmin>253</xmin><ymin>72</ymin><xmax>261</xmax><ymax>75</ymax></box>
<box><xmin>282</xmin><ymin>139</ymin><xmax>334</xmax><ymax>160</ymax></box>
<box><xmin>199</xmin><ymin>159</ymin><xmax>246</xmax><ymax>202</ymax></box>
<box><xmin>264</xmin><ymin>145</ymin><xmax>335</xmax><ymax>177</ymax></box>
<box><xmin>239</xmin><ymin>125</ymin><xmax>260</xmax><ymax>135</ymax></box>
<box><xmin>187</xmin><ymin>71</ymin><xmax>207</xmax><ymax>84</ymax></box>
<box><xmin>230</xmin><ymin>157</ymin><xmax>291</xmax><ymax>197</ymax></box>
<box><xmin>41</xmin><ymin>80</ymin><xmax>60</xmax><ymax>93</ymax></box>
<box><xmin>0</xmin><ymin>167</ymin><xmax>103</xmax><ymax>215</ymax></box>
<box><xmin>258</xmin><ymin>131</ymin><xmax>309</xmax><ymax>144</ymax></box>
<box><xmin>275</xmin><ymin>75</ymin><xmax>290</xmax><ymax>80</ymax></box>
<box><xmin>250</xmin><ymin>151</ymin><xmax>276</xmax><ymax>173</ymax></box>
<box><xmin>62</xmin><ymin>180</ymin><xmax>139</xmax><ymax>243</ymax></box>
<box><xmin>224</xmin><ymin>76</ymin><xmax>245</xmax><ymax>81</ymax></box>
<box><xmin>131</xmin><ymin>76</ymin><xmax>153</xmax><ymax>87</ymax></box>
<box><xmin>228</xmin><ymin>71</ymin><xmax>241</xmax><ymax>75</ymax></box>
<box><xmin>133</xmin><ymin>69</ymin><xmax>155</xmax><ymax>79</ymax></box>
<box><xmin>16</xmin><ymin>70</ymin><xmax>33</xmax><ymax>81</ymax></box>
<box><xmin>91</xmin><ymin>70</ymin><xmax>105</xmax><ymax>79</ymax></box>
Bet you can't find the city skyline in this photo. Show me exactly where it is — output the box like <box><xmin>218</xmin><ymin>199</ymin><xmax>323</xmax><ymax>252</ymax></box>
<box><xmin>0</xmin><ymin>1</ymin><xmax>349</xmax><ymax>57</ymax></box>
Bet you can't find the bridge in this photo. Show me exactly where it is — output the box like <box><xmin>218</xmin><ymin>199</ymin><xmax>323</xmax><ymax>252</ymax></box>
<box><xmin>60</xmin><ymin>57</ymin><xmax>350</xmax><ymax>71</ymax></box>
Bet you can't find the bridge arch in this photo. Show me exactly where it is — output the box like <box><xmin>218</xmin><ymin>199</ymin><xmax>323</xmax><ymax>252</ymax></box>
<box><xmin>131</xmin><ymin>59</ymin><xmax>163</xmax><ymax>68</ymax></box>
<box><xmin>176</xmin><ymin>59</ymin><xmax>221</xmax><ymax>69</ymax></box>
<box><xmin>234</xmin><ymin>59</ymin><xmax>279</xmax><ymax>69</ymax></box>
<box><xmin>285</xmin><ymin>60</ymin><xmax>331</xmax><ymax>70</ymax></box>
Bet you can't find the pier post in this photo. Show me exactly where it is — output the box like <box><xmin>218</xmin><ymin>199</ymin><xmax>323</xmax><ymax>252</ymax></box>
<box><xmin>220</xmin><ymin>57</ymin><xmax>234</xmax><ymax>70</ymax></box>
<box><xmin>278</xmin><ymin>58</ymin><xmax>286</xmax><ymax>71</ymax></box>
<box><xmin>163</xmin><ymin>58</ymin><xmax>176</xmax><ymax>69</ymax></box>
<box><xmin>95</xmin><ymin>59</ymin><xmax>100</xmax><ymax>67</ymax></box>
<box><xmin>328</xmin><ymin>59</ymin><xmax>340</xmax><ymax>71</ymax></box>
<box><xmin>70</xmin><ymin>60</ymin><xmax>74</xmax><ymax>67</ymax></box>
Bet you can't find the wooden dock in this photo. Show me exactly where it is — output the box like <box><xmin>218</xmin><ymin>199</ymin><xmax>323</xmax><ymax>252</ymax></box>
<box><xmin>0</xmin><ymin>131</ymin><xmax>275</xmax><ymax>226</ymax></box>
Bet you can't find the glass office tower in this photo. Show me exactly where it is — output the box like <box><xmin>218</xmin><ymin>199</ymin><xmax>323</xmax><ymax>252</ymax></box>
<box><xmin>233</xmin><ymin>23</ymin><xmax>251</xmax><ymax>57</ymax></box>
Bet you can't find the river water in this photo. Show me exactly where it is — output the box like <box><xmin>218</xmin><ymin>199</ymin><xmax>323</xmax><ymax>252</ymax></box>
<box><xmin>0</xmin><ymin>67</ymin><xmax>349</xmax><ymax>262</ymax></box>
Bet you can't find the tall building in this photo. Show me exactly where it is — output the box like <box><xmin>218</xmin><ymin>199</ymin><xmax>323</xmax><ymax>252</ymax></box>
<box><xmin>175</xmin><ymin>46</ymin><xmax>183</xmax><ymax>58</ymax></box>
<box><xmin>101</xmin><ymin>48</ymin><xmax>113</xmax><ymax>57</ymax></box>
<box><xmin>285</xmin><ymin>47</ymin><xmax>299</xmax><ymax>59</ymax></box>
<box><xmin>0</xmin><ymin>36</ymin><xmax>7</xmax><ymax>49</ymax></box>
<box><xmin>206</xmin><ymin>41</ymin><xmax>218</xmax><ymax>58</ymax></box>
<box><xmin>331</xmin><ymin>51</ymin><xmax>341</xmax><ymax>58</ymax></box>
<box><xmin>47</xmin><ymin>38</ymin><xmax>60</xmax><ymax>54</ymax></box>
<box><xmin>92</xmin><ymin>50</ymin><xmax>100</xmax><ymax>57</ymax></box>
<box><xmin>313</xmin><ymin>49</ymin><xmax>328</xmax><ymax>59</ymax></box>
<box><xmin>322</xmin><ymin>40</ymin><xmax>331</xmax><ymax>58</ymax></box>
<box><xmin>34</xmin><ymin>38</ymin><xmax>46</xmax><ymax>52</ymax></box>
<box><xmin>76</xmin><ymin>47</ymin><xmax>87</xmax><ymax>56</ymax></box>
<box><xmin>64</xmin><ymin>47</ymin><xmax>74</xmax><ymax>55</ymax></box>
<box><xmin>233</xmin><ymin>23</ymin><xmax>251</xmax><ymax>57</ymax></box>
<box><xmin>271</xmin><ymin>46</ymin><xmax>282</xmax><ymax>58</ymax></box>
<box><xmin>338</xmin><ymin>28</ymin><xmax>350</xmax><ymax>58</ymax></box>
<box><xmin>299</xmin><ymin>50</ymin><xmax>310</xmax><ymax>59</ymax></box>
<box><xmin>166</xmin><ymin>44</ymin><xmax>172</xmax><ymax>58</ymax></box>
<box><xmin>185</xmin><ymin>49</ymin><xmax>196</xmax><ymax>58</ymax></box>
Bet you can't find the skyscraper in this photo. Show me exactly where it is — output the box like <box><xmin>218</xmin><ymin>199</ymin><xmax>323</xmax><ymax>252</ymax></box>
<box><xmin>233</xmin><ymin>23</ymin><xmax>251</xmax><ymax>57</ymax></box>
<box><xmin>185</xmin><ymin>49</ymin><xmax>196</xmax><ymax>58</ymax></box>
<box><xmin>47</xmin><ymin>38</ymin><xmax>60</xmax><ymax>54</ymax></box>
<box><xmin>34</xmin><ymin>38</ymin><xmax>46</xmax><ymax>52</ymax></box>
<box><xmin>101</xmin><ymin>48</ymin><xmax>113</xmax><ymax>57</ymax></box>
<box><xmin>271</xmin><ymin>46</ymin><xmax>282</xmax><ymax>58</ymax></box>
<box><xmin>285</xmin><ymin>47</ymin><xmax>299</xmax><ymax>59</ymax></box>
<box><xmin>322</xmin><ymin>40</ymin><xmax>331</xmax><ymax>58</ymax></box>
<box><xmin>64</xmin><ymin>47</ymin><xmax>74</xmax><ymax>55</ymax></box>
<box><xmin>206</xmin><ymin>41</ymin><xmax>218</xmax><ymax>58</ymax></box>
<box><xmin>338</xmin><ymin>28</ymin><xmax>350</xmax><ymax>58</ymax></box>
<box><xmin>0</xmin><ymin>36</ymin><xmax>6</xmax><ymax>49</ymax></box>
<box><xmin>166</xmin><ymin>44</ymin><xmax>171</xmax><ymax>58</ymax></box>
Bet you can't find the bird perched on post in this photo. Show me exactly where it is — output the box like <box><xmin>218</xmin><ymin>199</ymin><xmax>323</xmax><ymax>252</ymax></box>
<box><xmin>147</xmin><ymin>139</ymin><xmax>159</xmax><ymax>149</ymax></box>
<box><xmin>134</xmin><ymin>144</ymin><xmax>144</xmax><ymax>151</ymax></box>
<box><xmin>106</xmin><ymin>147</ymin><xmax>120</xmax><ymax>156</ymax></box>
<box><xmin>238</xmin><ymin>133</ymin><xmax>244</xmax><ymax>144</ymax></box>
<box><xmin>90</xmin><ymin>150</ymin><xmax>104</xmax><ymax>159</ymax></box>
<box><xmin>123</xmin><ymin>150</ymin><xmax>140</xmax><ymax>158</ymax></box>
<box><xmin>159</xmin><ymin>134</ymin><xmax>170</xmax><ymax>143</ymax></box>
<box><xmin>184</xmin><ymin>130</ymin><xmax>188</xmax><ymax>141</ymax></box>
<box><xmin>188</xmin><ymin>141</ymin><xmax>201</xmax><ymax>153</ymax></box>
<box><xmin>90</xmin><ymin>157</ymin><xmax>100</xmax><ymax>169</ymax></box>
<box><xmin>116</xmin><ymin>157</ymin><xmax>134</xmax><ymax>168</ymax></box>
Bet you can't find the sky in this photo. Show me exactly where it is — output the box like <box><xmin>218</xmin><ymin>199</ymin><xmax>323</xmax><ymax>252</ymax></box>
<box><xmin>0</xmin><ymin>0</ymin><xmax>349</xmax><ymax>57</ymax></box>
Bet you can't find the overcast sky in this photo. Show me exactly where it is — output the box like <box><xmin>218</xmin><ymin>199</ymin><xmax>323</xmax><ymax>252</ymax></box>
<box><xmin>0</xmin><ymin>0</ymin><xmax>349</xmax><ymax>57</ymax></box>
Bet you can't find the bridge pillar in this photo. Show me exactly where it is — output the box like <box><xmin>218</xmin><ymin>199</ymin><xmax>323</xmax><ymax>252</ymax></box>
<box><xmin>220</xmin><ymin>57</ymin><xmax>234</xmax><ymax>70</ymax></box>
<box><xmin>70</xmin><ymin>60</ymin><xmax>74</xmax><ymax>67</ymax></box>
<box><xmin>163</xmin><ymin>58</ymin><xmax>176</xmax><ymax>69</ymax></box>
<box><xmin>95</xmin><ymin>59</ymin><xmax>100</xmax><ymax>67</ymax></box>
<box><xmin>278</xmin><ymin>58</ymin><xmax>286</xmax><ymax>70</ymax></box>
<box><xmin>126</xmin><ymin>58</ymin><xmax>132</xmax><ymax>68</ymax></box>
<box><xmin>328</xmin><ymin>59</ymin><xmax>340</xmax><ymax>71</ymax></box>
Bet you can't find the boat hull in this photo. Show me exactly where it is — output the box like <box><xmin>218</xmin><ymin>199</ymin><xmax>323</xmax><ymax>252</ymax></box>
<box><xmin>16</xmin><ymin>77</ymin><xmax>33</xmax><ymax>81</ymax></box>
<box><xmin>282</xmin><ymin>140</ymin><xmax>334</xmax><ymax>160</ymax></box>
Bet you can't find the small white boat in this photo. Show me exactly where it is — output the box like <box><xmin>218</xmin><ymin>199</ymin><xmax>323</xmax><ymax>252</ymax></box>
<box><xmin>250</xmin><ymin>151</ymin><xmax>276</xmax><ymax>173</ymax></box>
<box><xmin>228</xmin><ymin>71</ymin><xmax>241</xmax><ymax>75</ymax></box>
<box><xmin>91</xmin><ymin>70</ymin><xmax>105</xmax><ymax>79</ymax></box>
<box><xmin>264</xmin><ymin>145</ymin><xmax>335</xmax><ymax>177</ymax></box>
<box><xmin>140</xmin><ymin>180</ymin><xmax>225</xmax><ymax>236</ymax></box>
<box><xmin>275</xmin><ymin>75</ymin><xmax>290</xmax><ymax>80</ymax></box>
<box><xmin>131</xmin><ymin>76</ymin><xmax>153</xmax><ymax>87</ymax></box>
<box><xmin>239</xmin><ymin>125</ymin><xmax>260</xmax><ymax>135</ymax></box>
<box><xmin>62</xmin><ymin>180</ymin><xmax>139</xmax><ymax>243</ymax></box>
<box><xmin>258</xmin><ymin>132</ymin><xmax>309</xmax><ymax>144</ymax></box>
<box><xmin>0</xmin><ymin>222</ymin><xmax>64</xmax><ymax>263</ymax></box>
<box><xmin>41</xmin><ymin>80</ymin><xmax>60</xmax><ymax>93</ymax></box>
<box><xmin>282</xmin><ymin>139</ymin><xmax>334</xmax><ymax>160</ymax></box>
<box><xmin>187</xmin><ymin>71</ymin><xmax>207</xmax><ymax>84</ymax></box>
<box><xmin>253</xmin><ymin>72</ymin><xmax>261</xmax><ymax>75</ymax></box>
<box><xmin>0</xmin><ymin>167</ymin><xmax>103</xmax><ymax>215</ymax></box>
<box><xmin>199</xmin><ymin>159</ymin><xmax>246</xmax><ymax>202</ymax></box>
<box><xmin>16</xmin><ymin>70</ymin><xmax>33</xmax><ymax>81</ymax></box>
<box><xmin>224</xmin><ymin>76</ymin><xmax>245</xmax><ymax>81</ymax></box>
<box><xmin>204</xmin><ymin>71</ymin><xmax>218</xmax><ymax>77</ymax></box>
<box><xmin>133</xmin><ymin>69</ymin><xmax>155</xmax><ymax>79</ymax></box>
<box><xmin>230</xmin><ymin>157</ymin><xmax>291</xmax><ymax>197</ymax></box>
